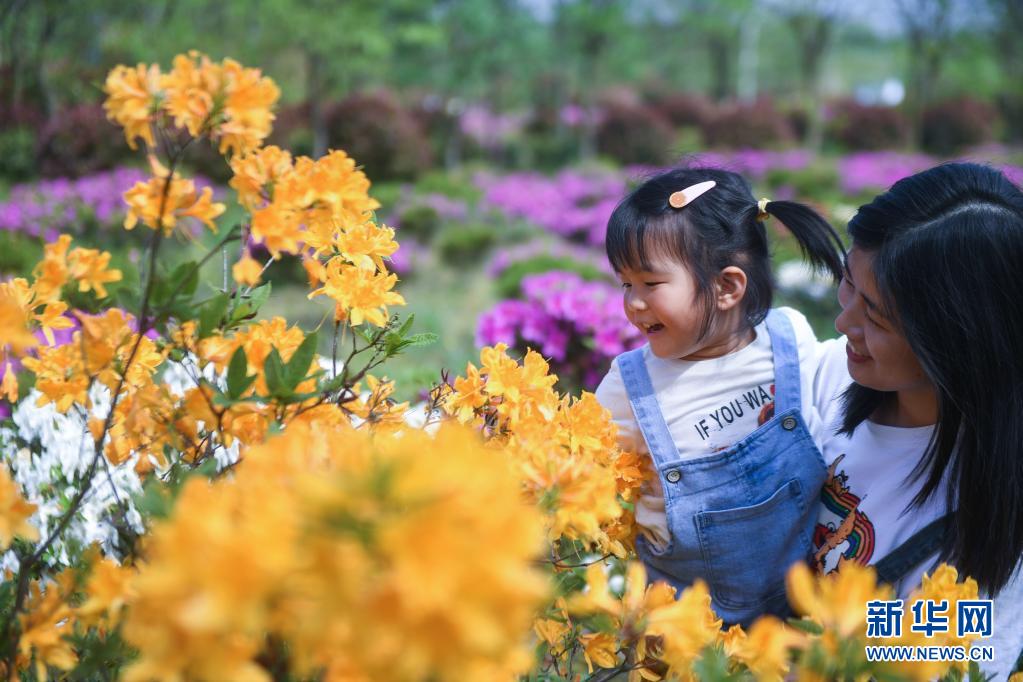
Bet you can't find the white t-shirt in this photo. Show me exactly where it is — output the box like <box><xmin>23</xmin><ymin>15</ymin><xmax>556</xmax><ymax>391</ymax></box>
<box><xmin>594</xmin><ymin>307</ymin><xmax>825</xmax><ymax>549</ymax></box>
<box><xmin>813</xmin><ymin>337</ymin><xmax>1023</xmax><ymax>680</ymax></box>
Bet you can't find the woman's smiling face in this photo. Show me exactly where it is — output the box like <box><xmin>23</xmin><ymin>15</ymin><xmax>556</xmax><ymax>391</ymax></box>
<box><xmin>835</xmin><ymin>246</ymin><xmax>930</xmax><ymax>393</ymax></box>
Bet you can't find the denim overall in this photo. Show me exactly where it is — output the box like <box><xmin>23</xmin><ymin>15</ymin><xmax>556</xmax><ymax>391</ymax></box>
<box><xmin>618</xmin><ymin>309</ymin><xmax>828</xmax><ymax>627</ymax></box>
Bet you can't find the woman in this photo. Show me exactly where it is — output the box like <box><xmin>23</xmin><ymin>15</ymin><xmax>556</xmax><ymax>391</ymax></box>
<box><xmin>811</xmin><ymin>162</ymin><xmax>1023</xmax><ymax>679</ymax></box>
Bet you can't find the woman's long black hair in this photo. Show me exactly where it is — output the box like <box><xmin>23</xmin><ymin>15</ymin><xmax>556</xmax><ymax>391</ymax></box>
<box><xmin>606</xmin><ymin>166</ymin><xmax>844</xmax><ymax>339</ymax></box>
<box><xmin>842</xmin><ymin>162</ymin><xmax>1023</xmax><ymax>594</ymax></box>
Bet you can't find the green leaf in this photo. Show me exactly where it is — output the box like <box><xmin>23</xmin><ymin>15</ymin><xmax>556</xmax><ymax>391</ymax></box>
<box><xmin>397</xmin><ymin>313</ymin><xmax>414</xmax><ymax>337</ymax></box>
<box><xmin>230</xmin><ymin>282</ymin><xmax>272</xmax><ymax>324</ymax></box>
<box><xmin>198</xmin><ymin>292</ymin><xmax>230</xmax><ymax>338</ymax></box>
<box><xmin>194</xmin><ymin>457</ymin><xmax>220</xmax><ymax>479</ymax></box>
<box><xmin>226</xmin><ymin>346</ymin><xmax>256</xmax><ymax>399</ymax></box>
<box><xmin>403</xmin><ymin>332</ymin><xmax>437</xmax><ymax>348</ymax></box>
<box><xmin>968</xmin><ymin>660</ymin><xmax>994</xmax><ymax>682</ymax></box>
<box><xmin>168</xmin><ymin>261</ymin><xmax>199</xmax><ymax>298</ymax></box>
<box><xmin>135</xmin><ymin>481</ymin><xmax>172</xmax><ymax>519</ymax></box>
<box><xmin>786</xmin><ymin>617</ymin><xmax>825</xmax><ymax>635</ymax></box>
<box><xmin>263</xmin><ymin>347</ymin><xmax>290</xmax><ymax>397</ymax></box>
<box><xmin>691</xmin><ymin>644</ymin><xmax>751</xmax><ymax>682</ymax></box>
<box><xmin>286</xmin><ymin>332</ymin><xmax>318</xmax><ymax>389</ymax></box>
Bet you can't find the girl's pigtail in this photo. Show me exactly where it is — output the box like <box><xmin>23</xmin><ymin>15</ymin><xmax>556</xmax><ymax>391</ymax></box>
<box><xmin>758</xmin><ymin>200</ymin><xmax>845</xmax><ymax>282</ymax></box>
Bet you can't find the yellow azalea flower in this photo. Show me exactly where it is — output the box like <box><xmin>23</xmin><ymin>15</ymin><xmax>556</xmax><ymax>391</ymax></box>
<box><xmin>343</xmin><ymin>375</ymin><xmax>410</xmax><ymax>433</ymax></box>
<box><xmin>277</xmin><ymin>150</ymin><xmax>381</xmax><ymax>229</ymax></box>
<box><xmin>68</xmin><ymin>246</ymin><xmax>123</xmax><ymax>298</ymax></box>
<box><xmin>1</xmin><ymin>276</ymin><xmax>33</xmax><ymax>308</ymax></box>
<box><xmin>644</xmin><ymin>580</ymin><xmax>723</xmax><ymax>680</ymax></box>
<box><xmin>570</xmin><ymin>562</ymin><xmax>680</xmax><ymax>647</ymax></box>
<box><xmin>612</xmin><ymin>449</ymin><xmax>646</xmax><ymax>503</ymax></box>
<box><xmin>533</xmin><ymin>617</ymin><xmax>572</xmax><ymax>652</ymax></box>
<box><xmin>875</xmin><ymin>564</ymin><xmax>983</xmax><ymax>682</ymax></box>
<box><xmin>787</xmin><ymin>561</ymin><xmax>891</xmax><ymax>638</ymax></box>
<box><xmin>302</xmin><ymin>256</ymin><xmax>326</xmax><ymax>289</ymax></box>
<box><xmin>250</xmin><ymin>202</ymin><xmax>304</xmax><ymax>258</ymax></box>
<box><xmin>123</xmin><ymin>169</ymin><xmax>225</xmax><ymax>235</ymax></box>
<box><xmin>159</xmin><ymin>52</ymin><xmax>279</xmax><ymax>157</ymax></box>
<box><xmin>0</xmin><ymin>281</ymin><xmax>37</xmax><ymax>356</ymax></box>
<box><xmin>229</xmin><ymin>145</ymin><xmax>294</xmax><ymax>210</ymax></box>
<box><xmin>103</xmin><ymin>63</ymin><xmax>161</xmax><ymax>149</ymax></box>
<box><xmin>232</xmin><ymin>255</ymin><xmax>263</xmax><ymax>287</ymax></box>
<box><xmin>0</xmin><ymin>468</ymin><xmax>38</xmax><ymax>546</ymax></box>
<box><xmin>444</xmin><ymin>343</ymin><xmax>632</xmax><ymax>551</ymax></box>
<box><xmin>722</xmin><ymin>624</ymin><xmax>747</xmax><ymax>659</ymax></box>
<box><xmin>77</xmin><ymin>555</ymin><xmax>136</xmax><ymax>627</ymax></box>
<box><xmin>34</xmin><ymin>301</ymin><xmax>73</xmax><ymax>346</ymax></box>
<box><xmin>1</xmin><ymin>363</ymin><xmax>17</xmax><ymax>403</ymax></box>
<box><xmin>21</xmin><ymin>344</ymin><xmax>88</xmax><ymax>413</ymax></box>
<box><xmin>581</xmin><ymin>632</ymin><xmax>620</xmax><ymax>672</ymax></box>
<box><xmin>122</xmin><ymin>421</ymin><xmax>548</xmax><ymax>682</ymax></box>
<box><xmin>160</xmin><ymin>51</ymin><xmax>221</xmax><ymax>138</ymax></box>
<box><xmin>18</xmin><ymin>572</ymin><xmax>78</xmax><ymax>680</ymax></box>
<box><xmin>732</xmin><ymin>616</ymin><xmax>803</xmax><ymax>682</ymax></box>
<box><xmin>333</xmin><ymin>221</ymin><xmax>399</xmax><ymax>272</ymax></box>
<box><xmin>218</xmin><ymin>57</ymin><xmax>280</xmax><ymax>156</ymax></box>
<box><xmin>308</xmin><ymin>257</ymin><xmax>405</xmax><ymax>327</ymax></box>
<box><xmin>444</xmin><ymin>362</ymin><xmax>489</xmax><ymax>423</ymax></box>
<box><xmin>31</xmin><ymin>235</ymin><xmax>71</xmax><ymax>303</ymax></box>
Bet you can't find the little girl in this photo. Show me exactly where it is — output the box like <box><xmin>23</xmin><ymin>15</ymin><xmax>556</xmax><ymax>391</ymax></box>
<box><xmin>595</xmin><ymin>166</ymin><xmax>844</xmax><ymax>626</ymax></box>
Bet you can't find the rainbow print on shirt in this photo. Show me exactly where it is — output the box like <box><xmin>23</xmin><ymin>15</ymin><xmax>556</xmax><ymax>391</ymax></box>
<box><xmin>813</xmin><ymin>454</ymin><xmax>876</xmax><ymax>574</ymax></box>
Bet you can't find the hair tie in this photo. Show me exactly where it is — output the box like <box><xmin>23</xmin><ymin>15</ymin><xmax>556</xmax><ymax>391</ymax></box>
<box><xmin>668</xmin><ymin>180</ymin><xmax>716</xmax><ymax>209</ymax></box>
<box><xmin>757</xmin><ymin>198</ymin><xmax>771</xmax><ymax>221</ymax></box>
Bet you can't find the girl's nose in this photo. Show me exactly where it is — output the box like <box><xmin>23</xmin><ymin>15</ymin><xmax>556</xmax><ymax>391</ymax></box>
<box><xmin>626</xmin><ymin>294</ymin><xmax>648</xmax><ymax>312</ymax></box>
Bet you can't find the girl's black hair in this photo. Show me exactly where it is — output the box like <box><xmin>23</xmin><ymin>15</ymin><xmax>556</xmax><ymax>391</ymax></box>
<box><xmin>605</xmin><ymin>166</ymin><xmax>844</xmax><ymax>339</ymax></box>
<box><xmin>841</xmin><ymin>162</ymin><xmax>1023</xmax><ymax>594</ymax></box>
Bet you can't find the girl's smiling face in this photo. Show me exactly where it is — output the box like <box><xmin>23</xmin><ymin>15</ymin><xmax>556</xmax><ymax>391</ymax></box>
<box><xmin>618</xmin><ymin>258</ymin><xmax>705</xmax><ymax>359</ymax></box>
<box><xmin>835</xmin><ymin>247</ymin><xmax>930</xmax><ymax>394</ymax></box>
<box><xmin>617</xmin><ymin>257</ymin><xmax>750</xmax><ymax>360</ymax></box>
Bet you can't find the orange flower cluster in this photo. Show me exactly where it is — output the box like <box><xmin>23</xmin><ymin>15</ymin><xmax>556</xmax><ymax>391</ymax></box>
<box><xmin>121</xmin><ymin>422</ymin><xmax>548</xmax><ymax>682</ymax></box>
<box><xmin>228</xmin><ymin>145</ymin><xmax>403</xmax><ymax>326</ymax></box>
<box><xmin>103</xmin><ymin>51</ymin><xmax>279</xmax><ymax>156</ymax></box>
<box><xmin>13</xmin><ymin>554</ymin><xmax>135</xmax><ymax>679</ymax></box>
<box><xmin>0</xmin><ymin>235</ymin><xmax>122</xmax><ymax>404</ymax></box>
<box><xmin>122</xmin><ymin>157</ymin><xmax>224</xmax><ymax>236</ymax></box>
<box><xmin>441</xmin><ymin>343</ymin><xmax>644</xmax><ymax>556</ymax></box>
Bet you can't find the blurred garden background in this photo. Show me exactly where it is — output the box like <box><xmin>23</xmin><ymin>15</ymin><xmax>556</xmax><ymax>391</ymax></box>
<box><xmin>3</xmin><ymin>0</ymin><xmax>1021</xmax><ymax>402</ymax></box>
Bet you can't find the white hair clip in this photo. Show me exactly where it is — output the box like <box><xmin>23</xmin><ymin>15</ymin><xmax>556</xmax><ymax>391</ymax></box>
<box><xmin>668</xmin><ymin>180</ymin><xmax>716</xmax><ymax>209</ymax></box>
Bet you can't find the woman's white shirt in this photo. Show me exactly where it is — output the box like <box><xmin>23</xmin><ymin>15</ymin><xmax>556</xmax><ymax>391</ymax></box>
<box><xmin>812</xmin><ymin>337</ymin><xmax>1023</xmax><ymax>680</ymax></box>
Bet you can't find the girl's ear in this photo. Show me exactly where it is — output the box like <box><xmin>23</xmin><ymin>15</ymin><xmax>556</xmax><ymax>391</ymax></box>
<box><xmin>715</xmin><ymin>266</ymin><xmax>748</xmax><ymax>311</ymax></box>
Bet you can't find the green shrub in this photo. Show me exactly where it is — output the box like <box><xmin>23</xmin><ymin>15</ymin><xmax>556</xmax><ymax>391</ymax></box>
<box><xmin>703</xmin><ymin>99</ymin><xmax>795</xmax><ymax>149</ymax></box>
<box><xmin>37</xmin><ymin>104</ymin><xmax>134</xmax><ymax>178</ymax></box>
<box><xmin>0</xmin><ymin>126</ymin><xmax>37</xmax><ymax>181</ymax></box>
<box><xmin>494</xmin><ymin>255</ymin><xmax>606</xmax><ymax>299</ymax></box>
<box><xmin>326</xmin><ymin>90</ymin><xmax>432</xmax><ymax>181</ymax></box>
<box><xmin>764</xmin><ymin>164</ymin><xmax>840</xmax><ymax>200</ymax></box>
<box><xmin>397</xmin><ymin>205</ymin><xmax>442</xmax><ymax>242</ymax></box>
<box><xmin>0</xmin><ymin>231</ymin><xmax>43</xmax><ymax>277</ymax></box>
<box><xmin>436</xmin><ymin>224</ymin><xmax>497</xmax><ymax>265</ymax></box>
<box><xmin>827</xmin><ymin>99</ymin><xmax>908</xmax><ymax>151</ymax></box>
<box><xmin>414</xmin><ymin>170</ymin><xmax>482</xmax><ymax>204</ymax></box>
<box><xmin>596</xmin><ymin>101</ymin><xmax>674</xmax><ymax>165</ymax></box>
<box><xmin>921</xmin><ymin>97</ymin><xmax>997</xmax><ymax>155</ymax></box>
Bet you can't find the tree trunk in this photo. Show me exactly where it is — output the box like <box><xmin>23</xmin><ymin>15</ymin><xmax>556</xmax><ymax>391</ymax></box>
<box><xmin>307</xmin><ymin>50</ymin><xmax>328</xmax><ymax>159</ymax></box>
<box><xmin>708</xmin><ymin>35</ymin><xmax>733</xmax><ymax>102</ymax></box>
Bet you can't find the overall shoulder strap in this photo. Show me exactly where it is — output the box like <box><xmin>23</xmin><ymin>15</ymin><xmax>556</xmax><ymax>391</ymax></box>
<box><xmin>617</xmin><ymin>348</ymin><xmax>678</xmax><ymax>468</ymax></box>
<box><xmin>874</xmin><ymin>513</ymin><xmax>953</xmax><ymax>587</ymax></box>
<box><xmin>764</xmin><ymin>309</ymin><xmax>801</xmax><ymax>414</ymax></box>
